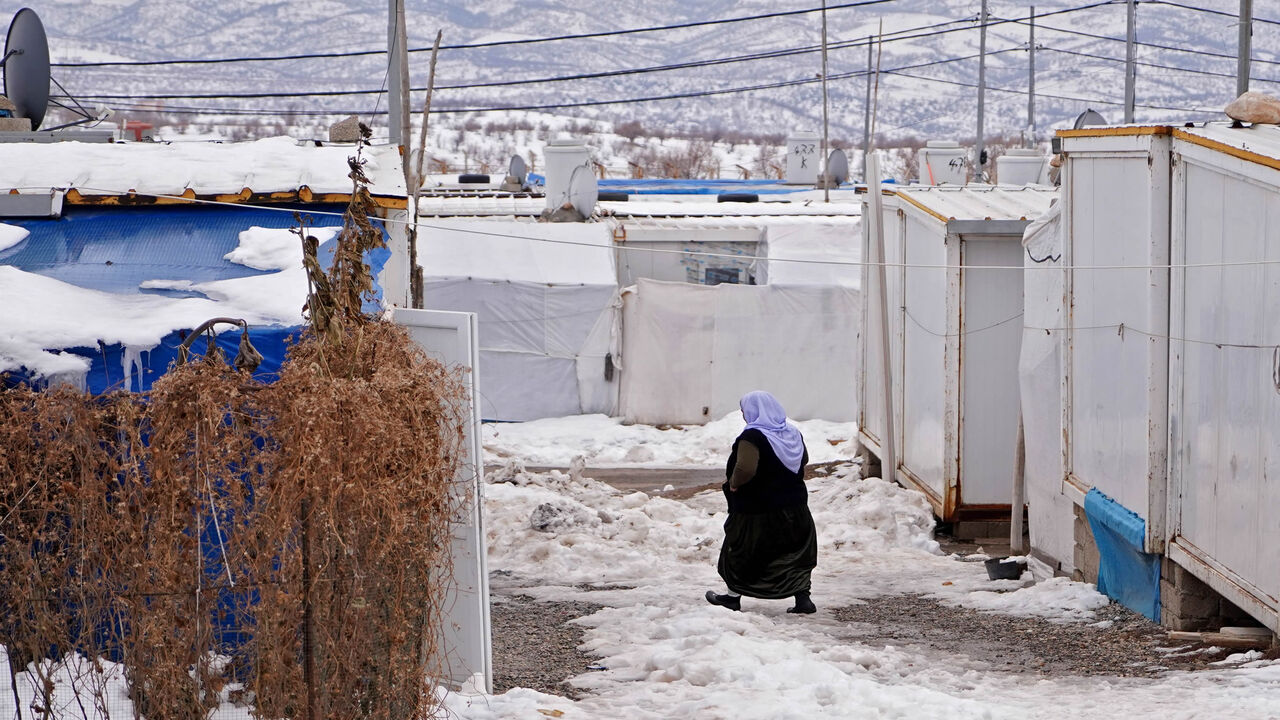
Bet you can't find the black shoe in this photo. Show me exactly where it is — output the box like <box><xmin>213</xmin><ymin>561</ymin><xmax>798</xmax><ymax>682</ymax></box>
<box><xmin>705</xmin><ymin>590</ymin><xmax>741</xmax><ymax>611</ymax></box>
<box><xmin>787</xmin><ymin>591</ymin><xmax>816</xmax><ymax>614</ymax></box>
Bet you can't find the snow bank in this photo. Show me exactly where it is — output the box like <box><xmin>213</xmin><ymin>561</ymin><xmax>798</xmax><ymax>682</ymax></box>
<box><xmin>0</xmin><ymin>223</ymin><xmax>29</xmax><ymax>253</ymax></box>
<box><xmin>482</xmin><ymin>412</ymin><xmax>858</xmax><ymax>467</ymax></box>
<box><xmin>0</xmin><ymin>226</ymin><xmax>337</xmax><ymax>380</ymax></box>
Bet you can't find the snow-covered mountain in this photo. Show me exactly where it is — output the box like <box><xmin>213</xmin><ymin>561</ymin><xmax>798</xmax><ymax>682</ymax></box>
<box><xmin>1</xmin><ymin>1</ymin><xmax>1274</xmax><ymax>147</ymax></box>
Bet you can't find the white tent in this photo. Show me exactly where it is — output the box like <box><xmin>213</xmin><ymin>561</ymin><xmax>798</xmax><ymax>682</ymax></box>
<box><xmin>619</xmin><ymin>277</ymin><xmax>859</xmax><ymax>425</ymax></box>
<box><xmin>419</xmin><ymin>220</ymin><xmax>618</xmax><ymax>421</ymax></box>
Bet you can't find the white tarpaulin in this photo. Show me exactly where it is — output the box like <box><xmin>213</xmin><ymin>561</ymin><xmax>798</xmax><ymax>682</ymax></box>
<box><xmin>619</xmin><ymin>277</ymin><xmax>859</xmax><ymax>425</ymax></box>
<box><xmin>419</xmin><ymin>220</ymin><xmax>618</xmax><ymax>421</ymax></box>
<box><xmin>1018</xmin><ymin>198</ymin><xmax>1075</xmax><ymax>573</ymax></box>
<box><xmin>760</xmin><ymin>220</ymin><xmax>861</xmax><ymax>288</ymax></box>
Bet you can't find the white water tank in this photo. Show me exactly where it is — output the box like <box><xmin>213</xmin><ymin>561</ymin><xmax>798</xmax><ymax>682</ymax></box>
<box><xmin>996</xmin><ymin>148</ymin><xmax>1051</xmax><ymax>186</ymax></box>
<box><xmin>544</xmin><ymin>138</ymin><xmax>591</xmax><ymax>210</ymax></box>
<box><xmin>785</xmin><ymin>131</ymin><xmax>821</xmax><ymax>185</ymax></box>
<box><xmin>918</xmin><ymin>140</ymin><xmax>968</xmax><ymax>185</ymax></box>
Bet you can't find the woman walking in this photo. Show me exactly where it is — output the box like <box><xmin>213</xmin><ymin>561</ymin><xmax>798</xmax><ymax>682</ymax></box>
<box><xmin>706</xmin><ymin>390</ymin><xmax>818</xmax><ymax>614</ymax></box>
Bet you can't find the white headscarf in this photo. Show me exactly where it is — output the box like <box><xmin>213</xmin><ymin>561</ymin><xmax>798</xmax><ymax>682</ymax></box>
<box><xmin>740</xmin><ymin>390</ymin><xmax>805</xmax><ymax>473</ymax></box>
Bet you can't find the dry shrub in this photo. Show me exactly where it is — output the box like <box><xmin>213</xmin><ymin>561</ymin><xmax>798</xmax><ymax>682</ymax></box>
<box><xmin>0</xmin><ymin>149</ymin><xmax>468</xmax><ymax>720</ymax></box>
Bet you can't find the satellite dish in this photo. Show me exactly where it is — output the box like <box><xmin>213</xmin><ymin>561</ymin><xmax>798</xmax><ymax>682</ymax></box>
<box><xmin>825</xmin><ymin>148</ymin><xmax>849</xmax><ymax>185</ymax></box>
<box><xmin>1072</xmin><ymin>109</ymin><xmax>1107</xmax><ymax>130</ymax></box>
<box><xmin>3</xmin><ymin>8</ymin><xmax>50</xmax><ymax>130</ymax></box>
<box><xmin>508</xmin><ymin>154</ymin><xmax>527</xmax><ymax>184</ymax></box>
<box><xmin>565</xmin><ymin>164</ymin><xmax>597</xmax><ymax>219</ymax></box>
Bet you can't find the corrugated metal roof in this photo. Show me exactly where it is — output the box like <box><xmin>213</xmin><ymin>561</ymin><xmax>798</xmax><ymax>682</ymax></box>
<box><xmin>0</xmin><ymin>137</ymin><xmax>407</xmax><ymax>202</ymax></box>
<box><xmin>414</xmin><ymin>193</ymin><xmax>863</xmax><ymax>220</ymax></box>
<box><xmin>893</xmin><ymin>186</ymin><xmax>1056</xmax><ymax>222</ymax></box>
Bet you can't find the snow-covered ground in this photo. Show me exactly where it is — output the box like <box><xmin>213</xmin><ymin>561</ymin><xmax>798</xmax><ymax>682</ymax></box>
<box><xmin>455</xmin><ymin>415</ymin><xmax>1280</xmax><ymax>719</ymax></box>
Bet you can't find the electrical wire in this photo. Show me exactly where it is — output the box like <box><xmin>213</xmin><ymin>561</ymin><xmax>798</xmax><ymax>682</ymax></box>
<box><xmin>52</xmin><ymin>0</ymin><xmax>905</xmax><ymax>68</ymax></box>
<box><xmin>1141</xmin><ymin>0</ymin><xmax>1280</xmax><ymax>28</ymax></box>
<box><xmin>882</xmin><ymin>68</ymin><xmax>1223</xmax><ymax>114</ymax></box>
<box><xmin>62</xmin><ymin>14</ymin><xmax>1030</xmax><ymax>103</ymax></box>
<box><xmin>1009</xmin><ymin>18</ymin><xmax>1280</xmax><ymax>68</ymax></box>
<box><xmin>64</xmin><ymin>48</ymin><xmax>1025</xmax><ymax>118</ymax></box>
<box><xmin>1040</xmin><ymin>45</ymin><xmax>1280</xmax><ymax>85</ymax></box>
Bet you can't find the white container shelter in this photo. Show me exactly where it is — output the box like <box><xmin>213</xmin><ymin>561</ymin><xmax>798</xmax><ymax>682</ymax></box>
<box><xmin>1165</xmin><ymin>123</ymin><xmax>1280</xmax><ymax>630</ymax></box>
<box><xmin>858</xmin><ymin>186</ymin><xmax>1055</xmax><ymax>528</ymax></box>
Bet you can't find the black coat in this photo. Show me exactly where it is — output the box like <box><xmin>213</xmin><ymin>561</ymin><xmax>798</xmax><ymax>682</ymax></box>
<box><xmin>717</xmin><ymin>430</ymin><xmax>818</xmax><ymax>599</ymax></box>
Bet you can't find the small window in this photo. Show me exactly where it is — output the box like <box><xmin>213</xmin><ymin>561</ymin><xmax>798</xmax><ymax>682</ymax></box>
<box><xmin>705</xmin><ymin>267</ymin><xmax>740</xmax><ymax>286</ymax></box>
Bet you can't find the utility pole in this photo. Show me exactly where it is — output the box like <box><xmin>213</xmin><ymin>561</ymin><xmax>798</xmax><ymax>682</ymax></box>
<box><xmin>821</xmin><ymin>0</ymin><xmax>830</xmax><ymax>202</ymax></box>
<box><xmin>1125</xmin><ymin>0</ymin><xmax>1136</xmax><ymax>123</ymax></box>
<box><xmin>1027</xmin><ymin>6</ymin><xmax>1036</xmax><ymax>146</ymax></box>
<box><xmin>976</xmin><ymin>0</ymin><xmax>988</xmax><ymax>181</ymax></box>
<box><xmin>862</xmin><ymin>35</ymin><xmax>873</xmax><ymax>182</ymax></box>
<box><xmin>1238</xmin><ymin>0</ymin><xmax>1253</xmax><ymax>97</ymax></box>
<box><xmin>388</xmin><ymin>0</ymin><xmax>410</xmax><ymax>146</ymax></box>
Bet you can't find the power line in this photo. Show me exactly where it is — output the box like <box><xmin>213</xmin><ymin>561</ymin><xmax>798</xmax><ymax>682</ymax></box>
<box><xmin>883</xmin><ymin>68</ymin><xmax>1222</xmax><ymax>114</ymax></box>
<box><xmin>67</xmin><ymin>48</ymin><xmax>1026</xmax><ymax>117</ymax></box>
<box><xmin>52</xmin><ymin>0</ymin><xmax>902</xmax><ymax>68</ymax></box>
<box><xmin>1041</xmin><ymin>46</ymin><xmax>1280</xmax><ymax>85</ymax></box>
<box><xmin>1011</xmin><ymin>18</ymin><xmax>1280</xmax><ymax>68</ymax></box>
<box><xmin>52</xmin><ymin>0</ymin><xmax>1109</xmax><ymax>74</ymax></box>
<box><xmin>59</xmin><ymin>13</ymin><xmax>1019</xmax><ymax>102</ymax></box>
<box><xmin>1141</xmin><ymin>0</ymin><xmax>1280</xmax><ymax>27</ymax></box>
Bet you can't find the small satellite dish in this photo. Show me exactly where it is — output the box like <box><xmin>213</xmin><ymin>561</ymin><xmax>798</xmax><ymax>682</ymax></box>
<box><xmin>3</xmin><ymin>8</ymin><xmax>51</xmax><ymax>130</ymax></box>
<box><xmin>825</xmin><ymin>148</ymin><xmax>849</xmax><ymax>185</ymax></box>
<box><xmin>508</xmin><ymin>154</ymin><xmax>527</xmax><ymax>185</ymax></box>
<box><xmin>1072</xmin><ymin>109</ymin><xmax>1107</xmax><ymax>130</ymax></box>
<box><xmin>565</xmin><ymin>164</ymin><xmax>598</xmax><ymax>219</ymax></box>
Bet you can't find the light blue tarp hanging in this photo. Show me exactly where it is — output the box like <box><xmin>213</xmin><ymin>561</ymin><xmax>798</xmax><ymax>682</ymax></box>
<box><xmin>1083</xmin><ymin>488</ymin><xmax>1161</xmax><ymax>620</ymax></box>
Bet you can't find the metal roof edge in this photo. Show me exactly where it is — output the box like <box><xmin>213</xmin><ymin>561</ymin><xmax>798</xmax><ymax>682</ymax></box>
<box><xmin>1056</xmin><ymin>125</ymin><xmax>1173</xmax><ymax>138</ymax></box>
<box><xmin>1172</xmin><ymin>127</ymin><xmax>1280</xmax><ymax>174</ymax></box>
<box><xmin>53</xmin><ymin>187</ymin><xmax>407</xmax><ymax>210</ymax></box>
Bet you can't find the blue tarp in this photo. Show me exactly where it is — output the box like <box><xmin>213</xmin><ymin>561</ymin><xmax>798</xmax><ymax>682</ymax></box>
<box><xmin>1083</xmin><ymin>488</ymin><xmax>1162</xmax><ymax>620</ymax></box>
<box><xmin>2</xmin><ymin>204</ymin><xmax>389</xmax><ymax>393</ymax></box>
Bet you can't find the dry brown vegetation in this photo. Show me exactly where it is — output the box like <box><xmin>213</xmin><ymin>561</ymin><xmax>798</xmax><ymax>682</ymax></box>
<box><xmin>0</xmin><ymin>149</ymin><xmax>468</xmax><ymax>720</ymax></box>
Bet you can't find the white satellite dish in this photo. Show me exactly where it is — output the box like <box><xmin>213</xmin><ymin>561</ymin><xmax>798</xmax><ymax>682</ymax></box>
<box><xmin>508</xmin><ymin>154</ymin><xmax>527</xmax><ymax>185</ymax></box>
<box><xmin>1073</xmin><ymin>109</ymin><xmax>1107</xmax><ymax>129</ymax></box>
<box><xmin>825</xmin><ymin>148</ymin><xmax>849</xmax><ymax>185</ymax></box>
<box><xmin>565</xmin><ymin>164</ymin><xmax>597</xmax><ymax>219</ymax></box>
<box><xmin>3</xmin><ymin>7</ymin><xmax>50</xmax><ymax>129</ymax></box>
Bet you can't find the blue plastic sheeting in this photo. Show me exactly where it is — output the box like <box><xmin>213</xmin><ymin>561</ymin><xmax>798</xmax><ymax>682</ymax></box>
<box><xmin>1083</xmin><ymin>488</ymin><xmax>1162</xmax><ymax>620</ymax></box>
<box><xmin>1</xmin><ymin>205</ymin><xmax>390</xmax><ymax>393</ymax></box>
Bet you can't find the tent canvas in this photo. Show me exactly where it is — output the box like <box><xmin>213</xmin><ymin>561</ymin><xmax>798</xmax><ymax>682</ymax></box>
<box><xmin>418</xmin><ymin>219</ymin><xmax>618</xmax><ymax>421</ymax></box>
<box><xmin>619</xmin><ymin>277</ymin><xmax>858</xmax><ymax>425</ymax></box>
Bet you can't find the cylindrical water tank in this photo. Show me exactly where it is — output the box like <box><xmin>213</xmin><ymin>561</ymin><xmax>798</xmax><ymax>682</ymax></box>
<box><xmin>785</xmin><ymin>131</ymin><xmax>821</xmax><ymax>185</ymax></box>
<box><xmin>917</xmin><ymin>140</ymin><xmax>968</xmax><ymax>185</ymax></box>
<box><xmin>543</xmin><ymin>138</ymin><xmax>591</xmax><ymax>210</ymax></box>
<box><xmin>996</xmin><ymin>148</ymin><xmax>1051</xmax><ymax>186</ymax></box>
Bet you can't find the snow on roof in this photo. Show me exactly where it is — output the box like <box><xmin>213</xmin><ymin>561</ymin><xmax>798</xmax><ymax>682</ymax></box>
<box><xmin>418</xmin><ymin>219</ymin><xmax>614</xmax><ymax>286</ymax></box>
<box><xmin>1175</xmin><ymin>121</ymin><xmax>1280</xmax><ymax>167</ymax></box>
<box><xmin>414</xmin><ymin>193</ymin><xmax>864</xmax><ymax>220</ymax></box>
<box><xmin>1</xmin><ymin>226</ymin><xmax>335</xmax><ymax>380</ymax></box>
<box><xmin>892</xmin><ymin>185</ymin><xmax>1057</xmax><ymax>223</ymax></box>
<box><xmin>0</xmin><ymin>137</ymin><xmax>407</xmax><ymax>199</ymax></box>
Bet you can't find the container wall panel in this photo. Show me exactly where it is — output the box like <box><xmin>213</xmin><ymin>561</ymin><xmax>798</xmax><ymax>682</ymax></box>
<box><xmin>1176</xmin><ymin>160</ymin><xmax>1280</xmax><ymax>601</ymax></box>
<box><xmin>959</xmin><ymin>236</ymin><xmax>1025</xmax><ymax>505</ymax></box>
<box><xmin>1069</xmin><ymin>155</ymin><xmax>1159</xmax><ymax>516</ymax></box>
<box><xmin>901</xmin><ymin>214</ymin><xmax>949</xmax><ymax>499</ymax></box>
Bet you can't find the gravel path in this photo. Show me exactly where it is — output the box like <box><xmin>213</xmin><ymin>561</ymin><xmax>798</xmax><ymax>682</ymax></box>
<box><xmin>829</xmin><ymin>594</ymin><xmax>1263</xmax><ymax>677</ymax></box>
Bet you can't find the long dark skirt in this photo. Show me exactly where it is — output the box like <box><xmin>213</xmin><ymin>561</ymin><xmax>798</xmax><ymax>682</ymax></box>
<box><xmin>717</xmin><ymin>504</ymin><xmax>818</xmax><ymax>599</ymax></box>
